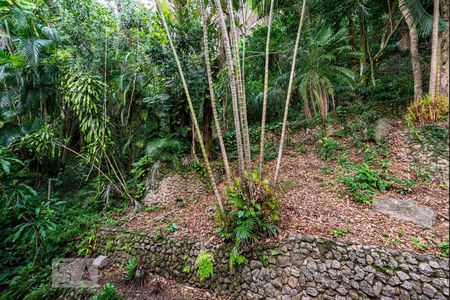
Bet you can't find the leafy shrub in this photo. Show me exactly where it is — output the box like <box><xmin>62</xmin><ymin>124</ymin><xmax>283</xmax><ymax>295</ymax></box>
<box><xmin>91</xmin><ymin>283</ymin><xmax>123</xmax><ymax>300</ymax></box>
<box><xmin>316</xmin><ymin>137</ymin><xmax>341</xmax><ymax>160</ymax></box>
<box><xmin>339</xmin><ymin>163</ymin><xmax>391</xmax><ymax>203</ymax></box>
<box><xmin>339</xmin><ymin>162</ymin><xmax>417</xmax><ymax>203</ymax></box>
<box><xmin>125</xmin><ymin>258</ymin><xmax>139</xmax><ymax>282</ymax></box>
<box><xmin>216</xmin><ymin>172</ymin><xmax>280</xmax><ymax>267</ymax></box>
<box><xmin>331</xmin><ymin>227</ymin><xmax>349</xmax><ymax>239</ymax></box>
<box><xmin>405</xmin><ymin>94</ymin><xmax>449</xmax><ymax>126</ymax></box>
<box><xmin>194</xmin><ymin>250</ymin><xmax>214</xmax><ymax>281</ymax></box>
<box><xmin>440</xmin><ymin>241</ymin><xmax>449</xmax><ymax>257</ymax></box>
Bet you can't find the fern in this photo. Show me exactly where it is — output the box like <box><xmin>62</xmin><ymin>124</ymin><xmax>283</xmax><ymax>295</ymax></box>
<box><xmin>195</xmin><ymin>250</ymin><xmax>214</xmax><ymax>281</ymax></box>
<box><xmin>124</xmin><ymin>258</ymin><xmax>139</xmax><ymax>282</ymax></box>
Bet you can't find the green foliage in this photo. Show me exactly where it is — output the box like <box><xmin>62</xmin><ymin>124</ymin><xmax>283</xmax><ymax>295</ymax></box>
<box><xmin>125</xmin><ymin>258</ymin><xmax>139</xmax><ymax>282</ymax></box>
<box><xmin>194</xmin><ymin>250</ymin><xmax>214</xmax><ymax>281</ymax></box>
<box><xmin>411</xmin><ymin>124</ymin><xmax>449</xmax><ymax>159</ymax></box>
<box><xmin>411</xmin><ymin>237</ymin><xmax>428</xmax><ymax>249</ymax></box>
<box><xmin>339</xmin><ymin>162</ymin><xmax>391</xmax><ymax>203</ymax></box>
<box><xmin>440</xmin><ymin>242</ymin><xmax>449</xmax><ymax>257</ymax></box>
<box><xmin>331</xmin><ymin>227</ymin><xmax>349</xmax><ymax>239</ymax></box>
<box><xmin>165</xmin><ymin>222</ymin><xmax>179</xmax><ymax>233</ymax></box>
<box><xmin>297</xmin><ymin>23</ymin><xmax>356</xmax><ymax>120</ymax></box>
<box><xmin>316</xmin><ymin>137</ymin><xmax>341</xmax><ymax>160</ymax></box>
<box><xmin>91</xmin><ymin>283</ymin><xmax>124</xmax><ymax>300</ymax></box>
<box><xmin>105</xmin><ymin>240</ymin><xmax>114</xmax><ymax>252</ymax></box>
<box><xmin>405</xmin><ymin>94</ymin><xmax>449</xmax><ymax>126</ymax></box>
<box><xmin>217</xmin><ymin>172</ymin><xmax>280</xmax><ymax>267</ymax></box>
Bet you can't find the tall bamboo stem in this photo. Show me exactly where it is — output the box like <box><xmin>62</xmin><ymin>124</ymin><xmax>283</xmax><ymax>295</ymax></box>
<box><xmin>155</xmin><ymin>0</ymin><xmax>225</xmax><ymax>217</ymax></box>
<box><xmin>273</xmin><ymin>0</ymin><xmax>307</xmax><ymax>185</ymax></box>
<box><xmin>200</xmin><ymin>0</ymin><xmax>232</xmax><ymax>184</ymax></box>
<box><xmin>258</xmin><ymin>0</ymin><xmax>275</xmax><ymax>176</ymax></box>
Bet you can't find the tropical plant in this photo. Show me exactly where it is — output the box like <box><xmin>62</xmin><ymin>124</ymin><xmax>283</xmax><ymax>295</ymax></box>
<box><xmin>194</xmin><ymin>250</ymin><xmax>214</xmax><ymax>281</ymax></box>
<box><xmin>297</xmin><ymin>24</ymin><xmax>356</xmax><ymax>121</ymax></box>
<box><xmin>404</xmin><ymin>94</ymin><xmax>449</xmax><ymax>126</ymax></box>
<box><xmin>217</xmin><ymin>172</ymin><xmax>279</xmax><ymax>267</ymax></box>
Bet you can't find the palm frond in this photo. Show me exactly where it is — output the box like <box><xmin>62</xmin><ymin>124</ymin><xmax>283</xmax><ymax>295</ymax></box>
<box><xmin>400</xmin><ymin>0</ymin><xmax>448</xmax><ymax>36</ymax></box>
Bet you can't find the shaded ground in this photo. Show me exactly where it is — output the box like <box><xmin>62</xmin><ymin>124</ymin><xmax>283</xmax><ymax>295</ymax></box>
<box><xmin>118</xmin><ymin>121</ymin><xmax>449</xmax><ymax>255</ymax></box>
<box><xmin>98</xmin><ymin>263</ymin><xmax>227</xmax><ymax>300</ymax></box>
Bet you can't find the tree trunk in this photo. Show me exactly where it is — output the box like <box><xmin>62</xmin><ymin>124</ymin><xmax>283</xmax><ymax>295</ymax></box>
<box><xmin>155</xmin><ymin>0</ymin><xmax>225</xmax><ymax>218</ymax></box>
<box><xmin>273</xmin><ymin>0</ymin><xmax>307</xmax><ymax>185</ymax></box>
<box><xmin>399</xmin><ymin>0</ymin><xmax>423</xmax><ymax>100</ymax></box>
<box><xmin>440</xmin><ymin>0</ymin><xmax>449</xmax><ymax>96</ymax></box>
<box><xmin>258</xmin><ymin>0</ymin><xmax>275</xmax><ymax>176</ymax></box>
<box><xmin>359</xmin><ymin>17</ymin><xmax>367</xmax><ymax>83</ymax></box>
<box><xmin>202</xmin><ymin>95</ymin><xmax>213</xmax><ymax>159</ymax></box>
<box><xmin>200</xmin><ymin>0</ymin><xmax>232</xmax><ymax>183</ymax></box>
<box><xmin>226</xmin><ymin>0</ymin><xmax>252</xmax><ymax>175</ymax></box>
<box><xmin>429</xmin><ymin>0</ymin><xmax>440</xmax><ymax>101</ymax></box>
<box><xmin>212</xmin><ymin>0</ymin><xmax>246</xmax><ymax>178</ymax></box>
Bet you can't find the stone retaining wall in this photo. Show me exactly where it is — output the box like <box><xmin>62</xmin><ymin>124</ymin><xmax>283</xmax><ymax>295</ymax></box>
<box><xmin>97</xmin><ymin>227</ymin><xmax>449</xmax><ymax>299</ymax></box>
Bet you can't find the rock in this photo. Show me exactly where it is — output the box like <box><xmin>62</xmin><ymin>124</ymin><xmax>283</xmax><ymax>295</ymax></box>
<box><xmin>373</xmin><ymin>281</ymin><xmax>383</xmax><ymax>296</ymax></box>
<box><xmin>306</xmin><ymin>287</ymin><xmax>318</xmax><ymax>297</ymax></box>
<box><xmin>422</xmin><ymin>283</ymin><xmax>438</xmax><ymax>297</ymax></box>
<box><xmin>372</xmin><ymin>198</ymin><xmax>436</xmax><ymax>227</ymax></box>
<box><xmin>374</xmin><ymin>118</ymin><xmax>392</xmax><ymax>142</ymax></box>
<box><xmin>396</xmin><ymin>270</ymin><xmax>410</xmax><ymax>281</ymax></box>
<box><xmin>93</xmin><ymin>255</ymin><xmax>108</xmax><ymax>269</ymax></box>
<box><xmin>419</xmin><ymin>263</ymin><xmax>434</xmax><ymax>276</ymax></box>
<box><xmin>288</xmin><ymin>276</ymin><xmax>298</xmax><ymax>289</ymax></box>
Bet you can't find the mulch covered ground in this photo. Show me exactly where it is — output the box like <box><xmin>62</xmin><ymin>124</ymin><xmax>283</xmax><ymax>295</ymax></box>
<box><xmin>98</xmin><ymin>264</ymin><xmax>228</xmax><ymax>300</ymax></box>
<box><xmin>118</xmin><ymin>121</ymin><xmax>449</xmax><ymax>255</ymax></box>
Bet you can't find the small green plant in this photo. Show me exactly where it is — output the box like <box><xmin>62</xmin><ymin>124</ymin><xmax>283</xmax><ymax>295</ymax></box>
<box><xmin>440</xmin><ymin>241</ymin><xmax>449</xmax><ymax>256</ymax></box>
<box><xmin>154</xmin><ymin>229</ymin><xmax>164</xmax><ymax>241</ymax></box>
<box><xmin>195</xmin><ymin>250</ymin><xmax>214</xmax><ymax>281</ymax></box>
<box><xmin>125</xmin><ymin>258</ymin><xmax>139</xmax><ymax>282</ymax></box>
<box><xmin>339</xmin><ymin>162</ymin><xmax>391</xmax><ymax>203</ymax></box>
<box><xmin>77</xmin><ymin>231</ymin><xmax>97</xmax><ymax>257</ymax></box>
<box><xmin>105</xmin><ymin>240</ymin><xmax>114</xmax><ymax>252</ymax></box>
<box><xmin>91</xmin><ymin>283</ymin><xmax>124</xmax><ymax>300</ymax></box>
<box><xmin>165</xmin><ymin>222</ymin><xmax>179</xmax><ymax>233</ymax></box>
<box><xmin>279</xmin><ymin>180</ymin><xmax>298</xmax><ymax>191</ymax></box>
<box><xmin>294</xmin><ymin>143</ymin><xmax>307</xmax><ymax>154</ymax></box>
<box><xmin>331</xmin><ymin>227</ymin><xmax>349</xmax><ymax>239</ymax></box>
<box><xmin>182</xmin><ymin>266</ymin><xmax>191</xmax><ymax>273</ymax></box>
<box><xmin>411</xmin><ymin>237</ymin><xmax>428</xmax><ymax>249</ymax></box>
<box><xmin>320</xmin><ymin>165</ymin><xmax>333</xmax><ymax>175</ymax></box>
<box><xmin>316</xmin><ymin>137</ymin><xmax>341</xmax><ymax>160</ymax></box>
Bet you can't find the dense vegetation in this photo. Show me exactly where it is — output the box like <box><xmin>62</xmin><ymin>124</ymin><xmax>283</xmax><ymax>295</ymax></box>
<box><xmin>0</xmin><ymin>0</ymin><xmax>448</xmax><ymax>298</ymax></box>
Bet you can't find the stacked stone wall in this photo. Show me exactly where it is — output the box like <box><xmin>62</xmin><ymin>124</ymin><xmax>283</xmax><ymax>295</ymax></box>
<box><xmin>97</xmin><ymin>227</ymin><xmax>449</xmax><ymax>299</ymax></box>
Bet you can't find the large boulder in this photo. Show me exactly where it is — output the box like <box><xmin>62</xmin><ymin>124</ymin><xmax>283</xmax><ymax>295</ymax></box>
<box><xmin>372</xmin><ymin>198</ymin><xmax>436</xmax><ymax>227</ymax></box>
<box><xmin>374</xmin><ymin>118</ymin><xmax>393</xmax><ymax>142</ymax></box>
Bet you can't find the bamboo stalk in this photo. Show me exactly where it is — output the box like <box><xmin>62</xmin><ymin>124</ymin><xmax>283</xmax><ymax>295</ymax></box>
<box><xmin>273</xmin><ymin>0</ymin><xmax>307</xmax><ymax>185</ymax></box>
<box><xmin>258</xmin><ymin>0</ymin><xmax>275</xmax><ymax>176</ymax></box>
<box><xmin>155</xmin><ymin>0</ymin><xmax>225</xmax><ymax>217</ymax></box>
<box><xmin>200</xmin><ymin>0</ymin><xmax>232</xmax><ymax>184</ymax></box>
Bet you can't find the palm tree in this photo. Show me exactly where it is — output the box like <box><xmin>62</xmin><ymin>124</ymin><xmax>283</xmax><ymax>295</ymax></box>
<box><xmin>155</xmin><ymin>0</ymin><xmax>225</xmax><ymax>217</ymax></box>
<box><xmin>273</xmin><ymin>0</ymin><xmax>307</xmax><ymax>186</ymax></box>
<box><xmin>297</xmin><ymin>25</ymin><xmax>356</xmax><ymax>123</ymax></box>
<box><xmin>199</xmin><ymin>0</ymin><xmax>232</xmax><ymax>184</ymax></box>
<box><xmin>399</xmin><ymin>0</ymin><xmax>448</xmax><ymax>100</ymax></box>
<box><xmin>399</xmin><ymin>0</ymin><xmax>422</xmax><ymax>100</ymax></box>
<box><xmin>429</xmin><ymin>0</ymin><xmax>440</xmax><ymax>101</ymax></box>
